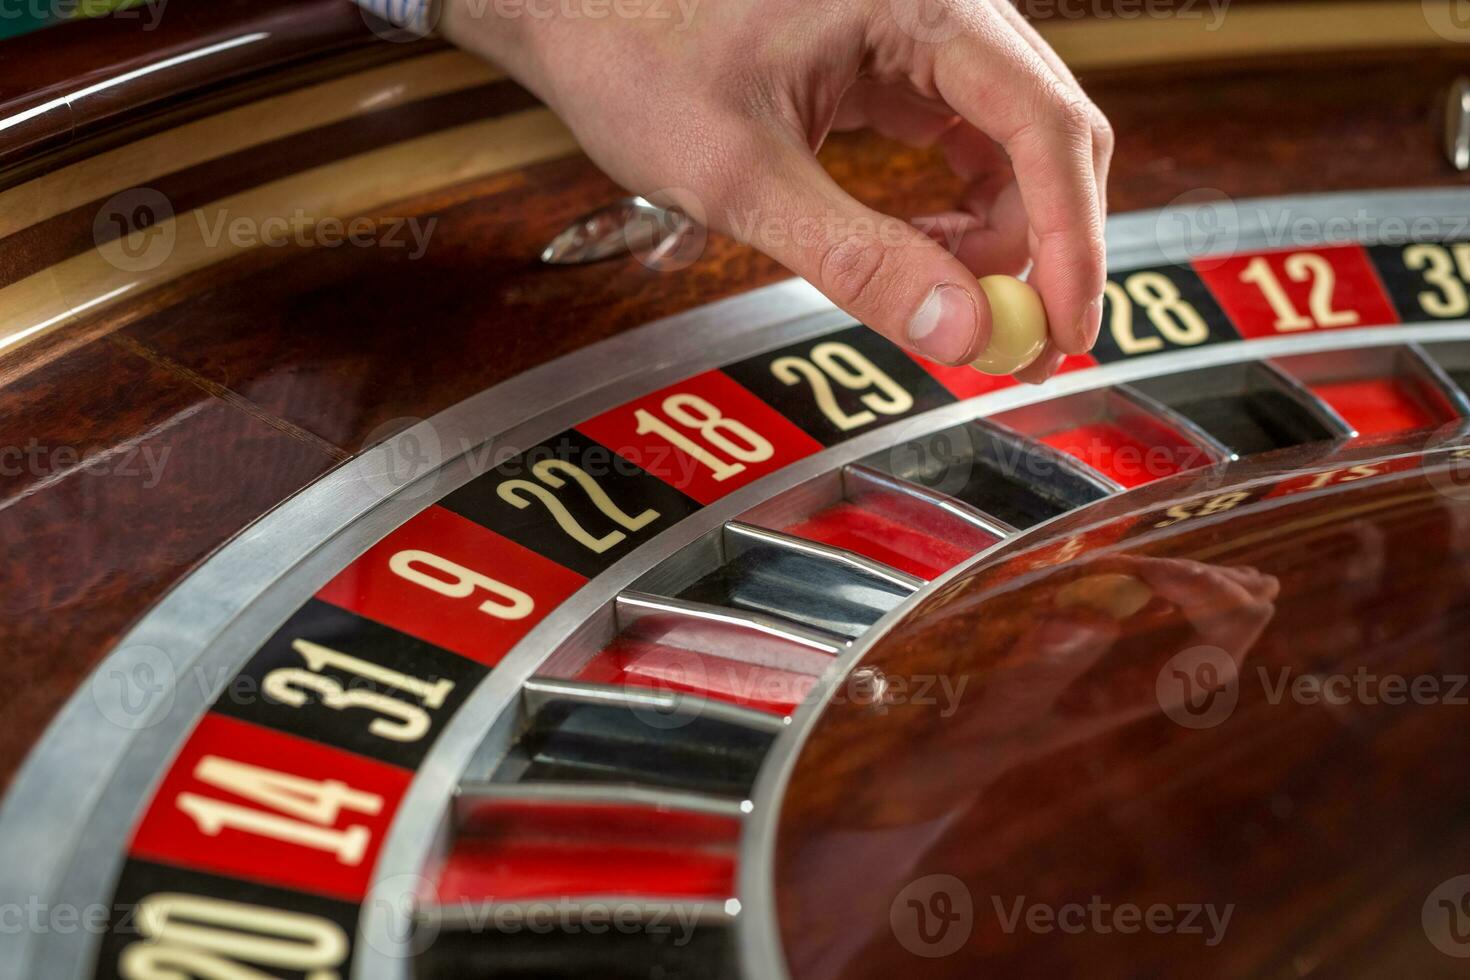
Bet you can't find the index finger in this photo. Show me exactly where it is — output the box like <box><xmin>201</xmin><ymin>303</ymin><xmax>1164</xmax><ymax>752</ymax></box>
<box><xmin>929</xmin><ymin>17</ymin><xmax>1107</xmax><ymax>355</ymax></box>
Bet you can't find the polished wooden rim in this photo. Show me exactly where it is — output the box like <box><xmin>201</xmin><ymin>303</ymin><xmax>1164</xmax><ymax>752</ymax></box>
<box><xmin>1</xmin><ymin>1</ymin><xmax>1466</xmax><ymax>364</ymax></box>
<box><xmin>0</xmin><ymin>104</ymin><xmax>575</xmax><ymax>360</ymax></box>
<box><xmin>0</xmin><ymin>51</ymin><xmax>500</xmax><ymax>242</ymax></box>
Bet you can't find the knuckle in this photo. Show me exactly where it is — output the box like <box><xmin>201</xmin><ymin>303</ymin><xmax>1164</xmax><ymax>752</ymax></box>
<box><xmin>818</xmin><ymin>233</ymin><xmax>892</xmax><ymax>312</ymax></box>
<box><xmin>1053</xmin><ymin>98</ymin><xmax>1095</xmax><ymax>143</ymax></box>
<box><xmin>1009</xmin><ymin>92</ymin><xmax>1092</xmax><ymax>157</ymax></box>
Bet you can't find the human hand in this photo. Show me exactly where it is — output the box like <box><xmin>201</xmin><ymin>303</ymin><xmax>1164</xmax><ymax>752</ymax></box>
<box><xmin>1129</xmin><ymin>557</ymin><xmax>1279</xmax><ymax>659</ymax></box>
<box><xmin>441</xmin><ymin>0</ymin><xmax>1111</xmax><ymax>380</ymax></box>
<box><xmin>961</xmin><ymin>558</ymin><xmax>1278</xmax><ymax>749</ymax></box>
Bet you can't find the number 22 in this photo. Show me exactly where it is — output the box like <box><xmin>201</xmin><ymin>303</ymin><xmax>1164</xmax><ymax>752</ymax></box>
<box><xmin>498</xmin><ymin>459</ymin><xmax>658</xmax><ymax>553</ymax></box>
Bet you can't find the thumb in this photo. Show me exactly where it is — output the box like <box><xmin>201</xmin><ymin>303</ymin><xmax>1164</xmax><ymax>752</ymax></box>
<box><xmin>709</xmin><ymin>137</ymin><xmax>993</xmax><ymax>366</ymax></box>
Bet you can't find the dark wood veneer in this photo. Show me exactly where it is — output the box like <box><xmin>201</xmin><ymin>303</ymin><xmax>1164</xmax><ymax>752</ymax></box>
<box><xmin>0</xmin><ymin>0</ymin><xmax>417</xmax><ymax>187</ymax></box>
<box><xmin>0</xmin><ymin>80</ymin><xmax>537</xmax><ymax>290</ymax></box>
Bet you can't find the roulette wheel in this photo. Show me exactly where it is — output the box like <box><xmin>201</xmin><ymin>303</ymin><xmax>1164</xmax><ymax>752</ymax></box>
<box><xmin>6</xmin><ymin>1</ymin><xmax>1470</xmax><ymax>977</ymax></box>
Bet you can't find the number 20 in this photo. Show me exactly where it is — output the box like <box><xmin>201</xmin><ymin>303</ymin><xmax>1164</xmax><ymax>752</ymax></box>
<box><xmin>120</xmin><ymin>893</ymin><xmax>348</xmax><ymax>980</ymax></box>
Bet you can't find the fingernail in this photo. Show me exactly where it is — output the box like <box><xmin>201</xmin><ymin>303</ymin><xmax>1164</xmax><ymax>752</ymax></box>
<box><xmin>909</xmin><ymin>283</ymin><xmax>978</xmax><ymax>364</ymax></box>
<box><xmin>1074</xmin><ymin>295</ymin><xmax>1104</xmax><ymax>350</ymax></box>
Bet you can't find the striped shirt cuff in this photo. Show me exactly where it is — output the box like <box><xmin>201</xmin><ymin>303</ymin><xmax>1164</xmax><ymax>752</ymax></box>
<box><xmin>354</xmin><ymin>0</ymin><xmax>437</xmax><ymax>36</ymax></box>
